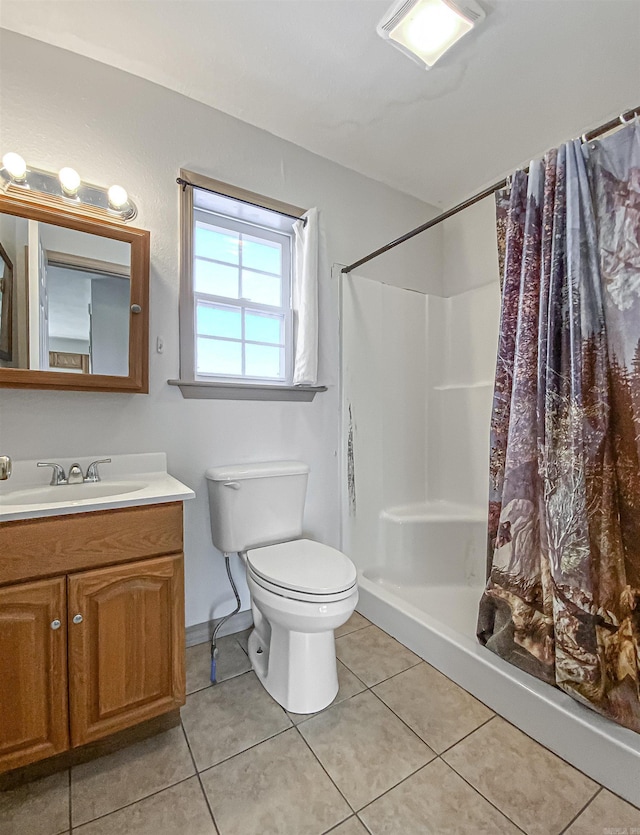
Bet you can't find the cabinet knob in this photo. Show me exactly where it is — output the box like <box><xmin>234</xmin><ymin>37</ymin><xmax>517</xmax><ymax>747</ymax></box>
<box><xmin>72</xmin><ymin>614</ymin><xmax>83</xmax><ymax>624</ymax></box>
<box><xmin>51</xmin><ymin>619</ymin><xmax>61</xmax><ymax>630</ymax></box>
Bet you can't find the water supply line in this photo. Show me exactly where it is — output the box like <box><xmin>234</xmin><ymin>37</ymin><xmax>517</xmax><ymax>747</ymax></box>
<box><xmin>210</xmin><ymin>551</ymin><xmax>243</xmax><ymax>683</ymax></box>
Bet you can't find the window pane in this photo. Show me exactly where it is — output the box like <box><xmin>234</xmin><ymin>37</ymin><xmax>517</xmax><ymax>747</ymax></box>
<box><xmin>195</xmin><ymin>260</ymin><xmax>238</xmax><ymax>298</ymax></box>
<box><xmin>197</xmin><ymin>304</ymin><xmax>241</xmax><ymax>339</ymax></box>
<box><xmin>241</xmin><ymin>270</ymin><xmax>282</xmax><ymax>307</ymax></box>
<box><xmin>245</xmin><ymin>312</ymin><xmax>283</xmax><ymax>345</ymax></box>
<box><xmin>195</xmin><ymin>223</ymin><xmax>239</xmax><ymax>264</ymax></box>
<box><xmin>241</xmin><ymin>234</ymin><xmax>281</xmax><ymax>274</ymax></box>
<box><xmin>197</xmin><ymin>337</ymin><xmax>242</xmax><ymax>375</ymax></box>
<box><xmin>245</xmin><ymin>344</ymin><xmax>283</xmax><ymax>379</ymax></box>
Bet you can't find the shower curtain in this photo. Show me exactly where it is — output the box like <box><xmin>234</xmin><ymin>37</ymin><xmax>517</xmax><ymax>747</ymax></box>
<box><xmin>477</xmin><ymin>121</ymin><xmax>640</xmax><ymax>733</ymax></box>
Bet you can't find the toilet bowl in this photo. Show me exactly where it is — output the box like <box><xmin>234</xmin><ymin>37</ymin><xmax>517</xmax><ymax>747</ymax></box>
<box><xmin>245</xmin><ymin>538</ymin><xmax>358</xmax><ymax>713</ymax></box>
<box><xmin>205</xmin><ymin>461</ymin><xmax>358</xmax><ymax>714</ymax></box>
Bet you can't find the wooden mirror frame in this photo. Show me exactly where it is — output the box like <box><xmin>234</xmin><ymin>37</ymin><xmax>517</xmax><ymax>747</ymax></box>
<box><xmin>0</xmin><ymin>241</ymin><xmax>13</xmax><ymax>362</ymax></box>
<box><xmin>0</xmin><ymin>193</ymin><xmax>150</xmax><ymax>393</ymax></box>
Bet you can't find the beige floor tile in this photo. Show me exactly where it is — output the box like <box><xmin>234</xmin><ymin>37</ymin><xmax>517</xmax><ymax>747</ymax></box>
<box><xmin>327</xmin><ymin>817</ymin><xmax>369</xmax><ymax>835</ymax></box>
<box><xmin>335</xmin><ymin>625</ymin><xmax>420</xmax><ymax>686</ymax></box>
<box><xmin>287</xmin><ymin>661</ymin><xmax>366</xmax><ymax>724</ymax></box>
<box><xmin>298</xmin><ymin>690</ymin><xmax>434</xmax><ymax>810</ymax></box>
<box><xmin>0</xmin><ymin>770</ymin><xmax>69</xmax><ymax>835</ymax></box>
<box><xmin>373</xmin><ymin>662</ymin><xmax>493</xmax><ymax>753</ymax></box>
<box><xmin>234</xmin><ymin>627</ymin><xmax>252</xmax><ymax>654</ymax></box>
<box><xmin>71</xmin><ymin>725</ymin><xmax>195</xmax><ymax>825</ymax></box>
<box><xmin>73</xmin><ymin>777</ymin><xmax>215</xmax><ymax>835</ymax></box>
<box><xmin>181</xmin><ymin>670</ymin><xmax>291</xmax><ymax>770</ymax></box>
<box><xmin>335</xmin><ymin>611</ymin><xmax>370</xmax><ymax>638</ymax></box>
<box><xmin>443</xmin><ymin>716</ymin><xmax>598</xmax><ymax>835</ymax></box>
<box><xmin>201</xmin><ymin>727</ymin><xmax>351</xmax><ymax>835</ymax></box>
<box><xmin>360</xmin><ymin>758</ymin><xmax>519</xmax><ymax>835</ymax></box>
<box><xmin>565</xmin><ymin>788</ymin><xmax>640</xmax><ymax>834</ymax></box>
<box><xmin>186</xmin><ymin>635</ymin><xmax>251</xmax><ymax>694</ymax></box>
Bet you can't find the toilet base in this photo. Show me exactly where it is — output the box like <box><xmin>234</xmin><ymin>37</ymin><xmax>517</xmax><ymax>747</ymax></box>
<box><xmin>248</xmin><ymin>626</ymin><xmax>339</xmax><ymax>714</ymax></box>
<box><xmin>246</xmin><ymin>583</ymin><xmax>358</xmax><ymax>714</ymax></box>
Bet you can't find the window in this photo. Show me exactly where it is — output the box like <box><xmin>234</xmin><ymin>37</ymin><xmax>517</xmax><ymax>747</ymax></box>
<box><xmin>175</xmin><ymin>171</ymin><xmax>324</xmax><ymax>401</ymax></box>
<box><xmin>193</xmin><ymin>213</ymin><xmax>292</xmax><ymax>383</ymax></box>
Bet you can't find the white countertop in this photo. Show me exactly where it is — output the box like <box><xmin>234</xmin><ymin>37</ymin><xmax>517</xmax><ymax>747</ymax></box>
<box><xmin>0</xmin><ymin>452</ymin><xmax>195</xmax><ymax>522</ymax></box>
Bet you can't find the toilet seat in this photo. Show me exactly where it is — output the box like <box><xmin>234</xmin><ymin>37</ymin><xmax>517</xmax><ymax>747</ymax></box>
<box><xmin>247</xmin><ymin>538</ymin><xmax>357</xmax><ymax>603</ymax></box>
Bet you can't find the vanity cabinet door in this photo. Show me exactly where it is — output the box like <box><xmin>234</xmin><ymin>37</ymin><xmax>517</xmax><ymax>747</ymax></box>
<box><xmin>0</xmin><ymin>578</ymin><xmax>69</xmax><ymax>773</ymax></box>
<box><xmin>67</xmin><ymin>554</ymin><xmax>185</xmax><ymax>747</ymax></box>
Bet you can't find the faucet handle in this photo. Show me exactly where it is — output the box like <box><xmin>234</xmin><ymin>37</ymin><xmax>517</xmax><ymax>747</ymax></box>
<box><xmin>37</xmin><ymin>462</ymin><xmax>68</xmax><ymax>486</ymax></box>
<box><xmin>0</xmin><ymin>455</ymin><xmax>11</xmax><ymax>480</ymax></box>
<box><xmin>84</xmin><ymin>458</ymin><xmax>111</xmax><ymax>483</ymax></box>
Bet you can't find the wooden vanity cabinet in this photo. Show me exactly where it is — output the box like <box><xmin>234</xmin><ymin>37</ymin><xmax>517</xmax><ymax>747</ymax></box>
<box><xmin>0</xmin><ymin>578</ymin><xmax>69</xmax><ymax>773</ymax></box>
<box><xmin>0</xmin><ymin>502</ymin><xmax>186</xmax><ymax>776</ymax></box>
<box><xmin>68</xmin><ymin>554</ymin><xmax>184</xmax><ymax>746</ymax></box>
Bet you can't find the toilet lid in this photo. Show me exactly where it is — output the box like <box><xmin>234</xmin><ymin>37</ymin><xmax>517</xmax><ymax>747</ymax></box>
<box><xmin>247</xmin><ymin>539</ymin><xmax>357</xmax><ymax>596</ymax></box>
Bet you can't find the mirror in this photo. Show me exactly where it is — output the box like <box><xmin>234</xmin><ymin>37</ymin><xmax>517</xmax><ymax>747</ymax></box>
<box><xmin>0</xmin><ymin>193</ymin><xmax>149</xmax><ymax>392</ymax></box>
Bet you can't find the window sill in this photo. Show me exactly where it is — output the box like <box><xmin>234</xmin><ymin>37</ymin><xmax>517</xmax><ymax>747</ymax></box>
<box><xmin>168</xmin><ymin>380</ymin><xmax>327</xmax><ymax>401</ymax></box>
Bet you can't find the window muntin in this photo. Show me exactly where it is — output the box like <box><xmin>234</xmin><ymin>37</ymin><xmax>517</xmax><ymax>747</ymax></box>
<box><xmin>192</xmin><ymin>208</ymin><xmax>293</xmax><ymax>383</ymax></box>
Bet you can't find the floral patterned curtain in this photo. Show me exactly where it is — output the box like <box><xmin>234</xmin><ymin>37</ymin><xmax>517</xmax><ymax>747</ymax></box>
<box><xmin>478</xmin><ymin>122</ymin><xmax>640</xmax><ymax>733</ymax></box>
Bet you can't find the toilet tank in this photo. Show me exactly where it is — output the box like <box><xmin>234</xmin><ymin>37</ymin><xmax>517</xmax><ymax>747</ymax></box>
<box><xmin>205</xmin><ymin>461</ymin><xmax>310</xmax><ymax>553</ymax></box>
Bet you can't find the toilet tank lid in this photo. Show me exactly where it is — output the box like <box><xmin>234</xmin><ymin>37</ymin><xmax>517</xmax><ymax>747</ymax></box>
<box><xmin>205</xmin><ymin>461</ymin><xmax>310</xmax><ymax>481</ymax></box>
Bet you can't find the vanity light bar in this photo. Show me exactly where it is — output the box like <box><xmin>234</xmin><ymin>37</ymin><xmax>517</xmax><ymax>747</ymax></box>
<box><xmin>0</xmin><ymin>153</ymin><xmax>137</xmax><ymax>222</ymax></box>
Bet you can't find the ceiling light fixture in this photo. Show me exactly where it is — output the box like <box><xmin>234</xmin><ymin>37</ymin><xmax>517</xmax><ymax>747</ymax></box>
<box><xmin>0</xmin><ymin>152</ymin><xmax>137</xmax><ymax>222</ymax></box>
<box><xmin>377</xmin><ymin>0</ymin><xmax>485</xmax><ymax>69</ymax></box>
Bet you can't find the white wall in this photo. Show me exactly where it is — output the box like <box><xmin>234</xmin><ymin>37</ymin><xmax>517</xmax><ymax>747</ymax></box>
<box><xmin>429</xmin><ymin>197</ymin><xmax>500</xmax><ymax>509</ymax></box>
<box><xmin>343</xmin><ymin>198</ymin><xmax>501</xmax><ymax>570</ymax></box>
<box><xmin>0</xmin><ymin>30</ymin><xmax>440</xmax><ymax>628</ymax></box>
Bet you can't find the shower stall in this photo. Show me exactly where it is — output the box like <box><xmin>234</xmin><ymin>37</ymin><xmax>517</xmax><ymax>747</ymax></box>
<box><xmin>340</xmin><ymin>199</ymin><xmax>640</xmax><ymax>806</ymax></box>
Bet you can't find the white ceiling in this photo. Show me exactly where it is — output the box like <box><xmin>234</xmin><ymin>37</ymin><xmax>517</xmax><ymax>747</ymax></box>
<box><xmin>2</xmin><ymin>0</ymin><xmax>639</xmax><ymax>207</ymax></box>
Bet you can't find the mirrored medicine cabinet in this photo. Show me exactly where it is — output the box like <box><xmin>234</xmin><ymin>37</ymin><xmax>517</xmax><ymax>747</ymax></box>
<box><xmin>0</xmin><ymin>193</ymin><xmax>150</xmax><ymax>393</ymax></box>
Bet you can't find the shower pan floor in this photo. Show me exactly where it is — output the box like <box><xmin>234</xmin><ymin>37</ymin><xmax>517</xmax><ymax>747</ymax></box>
<box><xmin>362</xmin><ymin>573</ymin><xmax>484</xmax><ymax>638</ymax></box>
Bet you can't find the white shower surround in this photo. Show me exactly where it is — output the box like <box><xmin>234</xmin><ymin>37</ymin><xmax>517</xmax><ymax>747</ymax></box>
<box><xmin>341</xmin><ymin>201</ymin><xmax>640</xmax><ymax>806</ymax></box>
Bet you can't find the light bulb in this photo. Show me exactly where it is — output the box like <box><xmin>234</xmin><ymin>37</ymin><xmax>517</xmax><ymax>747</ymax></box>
<box><xmin>108</xmin><ymin>184</ymin><xmax>129</xmax><ymax>209</ymax></box>
<box><xmin>2</xmin><ymin>152</ymin><xmax>27</xmax><ymax>181</ymax></box>
<box><xmin>406</xmin><ymin>3</ymin><xmax>460</xmax><ymax>53</ymax></box>
<box><xmin>58</xmin><ymin>167</ymin><xmax>81</xmax><ymax>195</ymax></box>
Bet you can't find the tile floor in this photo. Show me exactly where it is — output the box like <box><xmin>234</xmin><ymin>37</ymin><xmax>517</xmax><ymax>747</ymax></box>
<box><xmin>2</xmin><ymin>613</ymin><xmax>640</xmax><ymax>835</ymax></box>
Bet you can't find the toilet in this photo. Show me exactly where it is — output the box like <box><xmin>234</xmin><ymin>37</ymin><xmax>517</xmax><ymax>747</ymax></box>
<box><xmin>205</xmin><ymin>461</ymin><xmax>358</xmax><ymax>714</ymax></box>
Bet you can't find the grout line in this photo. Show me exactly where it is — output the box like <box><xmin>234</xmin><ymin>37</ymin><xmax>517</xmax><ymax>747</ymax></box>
<box><xmin>180</xmin><ymin>720</ymin><xmax>221</xmax><ymax>835</ymax></box>
<box><xmin>355</xmin><ymin>757</ymin><xmax>437</xmax><ymax>816</ymax></box>
<box><xmin>437</xmin><ymin>714</ymin><xmax>496</xmax><ymax>757</ymax></box>
<box><xmin>559</xmin><ymin>786</ymin><xmax>602</xmax><ymax>834</ymax></box>
<box><xmin>71</xmin><ymin>774</ymin><xmax>196</xmax><ymax>831</ymax></box>
<box><xmin>441</xmin><ymin>755</ymin><xmax>528</xmax><ymax>834</ymax></box>
<box><xmin>195</xmin><ymin>723</ymin><xmax>293</xmax><ymax>776</ymax></box>
<box><xmin>289</xmin><ymin>682</ymin><xmax>369</xmax><ymax>727</ymax></box>
<box><xmin>367</xmin><ymin>681</ymin><xmax>438</xmax><ymax>753</ymax></box>
<box><xmin>293</xmin><ymin>724</ymin><xmax>356</xmax><ymax>817</ymax></box>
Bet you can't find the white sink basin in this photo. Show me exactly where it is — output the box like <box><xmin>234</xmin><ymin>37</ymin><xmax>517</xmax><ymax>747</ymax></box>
<box><xmin>0</xmin><ymin>480</ymin><xmax>148</xmax><ymax>506</ymax></box>
<box><xmin>0</xmin><ymin>454</ymin><xmax>195</xmax><ymax>521</ymax></box>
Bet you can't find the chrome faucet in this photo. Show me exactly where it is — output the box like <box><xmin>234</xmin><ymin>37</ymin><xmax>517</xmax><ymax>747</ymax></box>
<box><xmin>37</xmin><ymin>458</ymin><xmax>112</xmax><ymax>486</ymax></box>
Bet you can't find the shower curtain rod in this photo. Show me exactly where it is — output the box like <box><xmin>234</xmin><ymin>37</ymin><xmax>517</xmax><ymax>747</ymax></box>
<box><xmin>341</xmin><ymin>105</ymin><xmax>640</xmax><ymax>275</ymax></box>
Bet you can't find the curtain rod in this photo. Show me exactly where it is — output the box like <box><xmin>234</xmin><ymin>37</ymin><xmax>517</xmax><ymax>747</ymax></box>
<box><xmin>176</xmin><ymin>177</ymin><xmax>307</xmax><ymax>226</ymax></box>
<box><xmin>341</xmin><ymin>105</ymin><xmax>640</xmax><ymax>275</ymax></box>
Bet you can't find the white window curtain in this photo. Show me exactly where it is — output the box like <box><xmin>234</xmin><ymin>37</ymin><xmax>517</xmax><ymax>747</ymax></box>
<box><xmin>292</xmin><ymin>207</ymin><xmax>319</xmax><ymax>386</ymax></box>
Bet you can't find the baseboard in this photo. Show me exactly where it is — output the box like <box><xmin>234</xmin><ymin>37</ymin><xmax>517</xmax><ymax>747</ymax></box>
<box><xmin>185</xmin><ymin>608</ymin><xmax>254</xmax><ymax>647</ymax></box>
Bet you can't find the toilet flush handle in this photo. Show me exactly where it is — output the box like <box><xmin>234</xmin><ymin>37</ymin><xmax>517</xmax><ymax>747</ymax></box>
<box><xmin>223</xmin><ymin>481</ymin><xmax>241</xmax><ymax>490</ymax></box>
